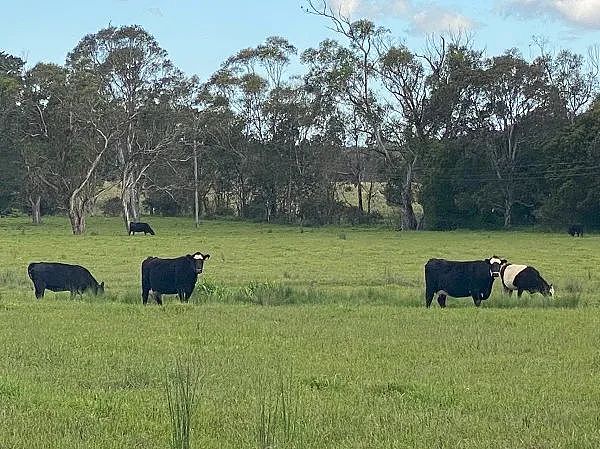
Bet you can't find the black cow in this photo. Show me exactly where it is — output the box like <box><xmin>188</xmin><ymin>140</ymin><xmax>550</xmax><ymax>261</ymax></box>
<box><xmin>500</xmin><ymin>264</ymin><xmax>554</xmax><ymax>298</ymax></box>
<box><xmin>424</xmin><ymin>256</ymin><xmax>507</xmax><ymax>307</ymax></box>
<box><xmin>27</xmin><ymin>262</ymin><xmax>104</xmax><ymax>299</ymax></box>
<box><xmin>129</xmin><ymin>222</ymin><xmax>155</xmax><ymax>235</ymax></box>
<box><xmin>141</xmin><ymin>252</ymin><xmax>210</xmax><ymax>305</ymax></box>
<box><xmin>568</xmin><ymin>224</ymin><xmax>583</xmax><ymax>237</ymax></box>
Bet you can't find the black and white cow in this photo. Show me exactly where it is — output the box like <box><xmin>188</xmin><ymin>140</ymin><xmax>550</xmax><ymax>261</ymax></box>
<box><xmin>424</xmin><ymin>256</ymin><xmax>507</xmax><ymax>307</ymax></box>
<box><xmin>141</xmin><ymin>252</ymin><xmax>210</xmax><ymax>305</ymax></box>
<box><xmin>129</xmin><ymin>222</ymin><xmax>155</xmax><ymax>235</ymax></box>
<box><xmin>27</xmin><ymin>262</ymin><xmax>104</xmax><ymax>299</ymax></box>
<box><xmin>568</xmin><ymin>224</ymin><xmax>583</xmax><ymax>237</ymax></box>
<box><xmin>500</xmin><ymin>264</ymin><xmax>554</xmax><ymax>298</ymax></box>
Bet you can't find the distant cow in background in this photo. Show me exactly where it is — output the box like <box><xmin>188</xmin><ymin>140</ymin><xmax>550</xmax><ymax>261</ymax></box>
<box><xmin>425</xmin><ymin>256</ymin><xmax>507</xmax><ymax>307</ymax></box>
<box><xmin>141</xmin><ymin>252</ymin><xmax>210</xmax><ymax>305</ymax></box>
<box><xmin>129</xmin><ymin>222</ymin><xmax>155</xmax><ymax>235</ymax></box>
<box><xmin>501</xmin><ymin>264</ymin><xmax>554</xmax><ymax>298</ymax></box>
<box><xmin>27</xmin><ymin>262</ymin><xmax>104</xmax><ymax>299</ymax></box>
<box><xmin>568</xmin><ymin>224</ymin><xmax>583</xmax><ymax>237</ymax></box>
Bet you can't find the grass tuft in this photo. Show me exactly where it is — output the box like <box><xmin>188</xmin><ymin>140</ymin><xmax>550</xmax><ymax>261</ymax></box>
<box><xmin>257</xmin><ymin>373</ymin><xmax>303</xmax><ymax>449</ymax></box>
<box><xmin>164</xmin><ymin>356</ymin><xmax>202</xmax><ymax>449</ymax></box>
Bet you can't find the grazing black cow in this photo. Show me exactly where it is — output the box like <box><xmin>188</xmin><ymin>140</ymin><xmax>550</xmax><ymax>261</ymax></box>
<box><xmin>141</xmin><ymin>252</ymin><xmax>210</xmax><ymax>305</ymax></box>
<box><xmin>27</xmin><ymin>262</ymin><xmax>104</xmax><ymax>299</ymax></box>
<box><xmin>129</xmin><ymin>222</ymin><xmax>155</xmax><ymax>235</ymax></box>
<box><xmin>568</xmin><ymin>224</ymin><xmax>583</xmax><ymax>237</ymax></box>
<box><xmin>424</xmin><ymin>256</ymin><xmax>507</xmax><ymax>307</ymax></box>
<box><xmin>501</xmin><ymin>264</ymin><xmax>554</xmax><ymax>298</ymax></box>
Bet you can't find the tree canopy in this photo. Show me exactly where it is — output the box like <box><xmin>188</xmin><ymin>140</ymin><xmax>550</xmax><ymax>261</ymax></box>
<box><xmin>1</xmin><ymin>16</ymin><xmax>599</xmax><ymax>233</ymax></box>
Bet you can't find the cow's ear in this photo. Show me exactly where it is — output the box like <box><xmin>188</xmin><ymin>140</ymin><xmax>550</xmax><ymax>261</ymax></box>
<box><xmin>484</xmin><ymin>258</ymin><xmax>491</xmax><ymax>263</ymax></box>
<box><xmin>100</xmin><ymin>282</ymin><xmax>104</xmax><ymax>288</ymax></box>
<box><xmin>203</xmin><ymin>254</ymin><xmax>210</xmax><ymax>260</ymax></box>
<box><xmin>501</xmin><ymin>259</ymin><xmax>508</xmax><ymax>265</ymax></box>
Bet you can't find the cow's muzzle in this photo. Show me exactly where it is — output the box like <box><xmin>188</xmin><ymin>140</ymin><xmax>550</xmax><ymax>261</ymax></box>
<box><xmin>491</xmin><ymin>271</ymin><xmax>500</xmax><ymax>278</ymax></box>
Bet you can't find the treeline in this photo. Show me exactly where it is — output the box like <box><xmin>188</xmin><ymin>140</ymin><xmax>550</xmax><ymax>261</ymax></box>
<box><xmin>1</xmin><ymin>6</ymin><xmax>600</xmax><ymax>234</ymax></box>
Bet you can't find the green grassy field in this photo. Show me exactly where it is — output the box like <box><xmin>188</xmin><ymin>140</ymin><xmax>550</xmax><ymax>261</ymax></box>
<box><xmin>0</xmin><ymin>216</ymin><xmax>599</xmax><ymax>448</ymax></box>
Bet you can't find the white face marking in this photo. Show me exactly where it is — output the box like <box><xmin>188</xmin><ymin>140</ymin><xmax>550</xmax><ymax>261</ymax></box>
<box><xmin>489</xmin><ymin>257</ymin><xmax>502</xmax><ymax>266</ymax></box>
<box><xmin>193</xmin><ymin>253</ymin><xmax>204</xmax><ymax>260</ymax></box>
<box><xmin>550</xmin><ymin>285</ymin><xmax>555</xmax><ymax>297</ymax></box>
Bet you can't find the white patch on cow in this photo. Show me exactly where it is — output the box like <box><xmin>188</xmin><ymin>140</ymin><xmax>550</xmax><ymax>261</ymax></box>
<box><xmin>550</xmin><ymin>285</ymin><xmax>555</xmax><ymax>297</ymax></box>
<box><xmin>489</xmin><ymin>257</ymin><xmax>502</xmax><ymax>266</ymax></box>
<box><xmin>193</xmin><ymin>253</ymin><xmax>204</xmax><ymax>260</ymax></box>
<box><xmin>436</xmin><ymin>290</ymin><xmax>449</xmax><ymax>296</ymax></box>
<box><xmin>501</xmin><ymin>264</ymin><xmax>528</xmax><ymax>290</ymax></box>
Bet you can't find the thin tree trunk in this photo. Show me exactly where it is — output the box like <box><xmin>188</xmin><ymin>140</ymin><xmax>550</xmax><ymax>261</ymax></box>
<box><xmin>503</xmin><ymin>192</ymin><xmax>513</xmax><ymax>228</ymax></box>
<box><xmin>367</xmin><ymin>182</ymin><xmax>374</xmax><ymax>214</ymax></box>
<box><xmin>357</xmin><ymin>180</ymin><xmax>364</xmax><ymax>214</ymax></box>
<box><xmin>193</xmin><ymin>140</ymin><xmax>200</xmax><ymax>227</ymax></box>
<box><xmin>400</xmin><ymin>161</ymin><xmax>418</xmax><ymax>230</ymax></box>
<box><xmin>29</xmin><ymin>195</ymin><xmax>42</xmax><ymax>225</ymax></box>
<box><xmin>69</xmin><ymin>196</ymin><xmax>86</xmax><ymax>235</ymax></box>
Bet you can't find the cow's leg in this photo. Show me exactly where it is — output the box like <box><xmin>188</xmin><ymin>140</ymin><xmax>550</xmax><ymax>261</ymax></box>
<box><xmin>33</xmin><ymin>281</ymin><xmax>45</xmax><ymax>300</ymax></box>
<box><xmin>472</xmin><ymin>294</ymin><xmax>482</xmax><ymax>307</ymax></box>
<box><xmin>517</xmin><ymin>289</ymin><xmax>523</xmax><ymax>298</ymax></box>
<box><xmin>177</xmin><ymin>289</ymin><xmax>185</xmax><ymax>302</ymax></box>
<box><xmin>437</xmin><ymin>294</ymin><xmax>447</xmax><ymax>308</ymax></box>
<box><xmin>155</xmin><ymin>293</ymin><xmax>162</xmax><ymax>306</ymax></box>
<box><xmin>142</xmin><ymin>288</ymin><xmax>150</xmax><ymax>305</ymax></box>
<box><xmin>425</xmin><ymin>288</ymin><xmax>435</xmax><ymax>308</ymax></box>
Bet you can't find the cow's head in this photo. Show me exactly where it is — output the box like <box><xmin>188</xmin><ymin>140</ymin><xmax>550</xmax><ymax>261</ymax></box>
<box><xmin>542</xmin><ymin>283</ymin><xmax>554</xmax><ymax>297</ymax></box>
<box><xmin>95</xmin><ymin>281</ymin><xmax>105</xmax><ymax>295</ymax></box>
<box><xmin>486</xmin><ymin>256</ymin><xmax>507</xmax><ymax>278</ymax></box>
<box><xmin>189</xmin><ymin>252</ymin><xmax>210</xmax><ymax>274</ymax></box>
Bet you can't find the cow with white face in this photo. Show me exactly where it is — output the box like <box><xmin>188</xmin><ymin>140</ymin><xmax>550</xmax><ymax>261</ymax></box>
<box><xmin>425</xmin><ymin>255</ymin><xmax>507</xmax><ymax>307</ymax></box>
<box><xmin>500</xmin><ymin>264</ymin><xmax>554</xmax><ymax>298</ymax></box>
<box><xmin>141</xmin><ymin>251</ymin><xmax>210</xmax><ymax>305</ymax></box>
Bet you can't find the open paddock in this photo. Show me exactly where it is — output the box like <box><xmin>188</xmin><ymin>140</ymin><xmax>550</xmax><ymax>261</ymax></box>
<box><xmin>0</xmin><ymin>217</ymin><xmax>598</xmax><ymax>448</ymax></box>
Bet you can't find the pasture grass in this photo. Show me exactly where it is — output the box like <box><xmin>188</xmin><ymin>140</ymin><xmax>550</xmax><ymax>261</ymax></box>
<box><xmin>0</xmin><ymin>216</ymin><xmax>599</xmax><ymax>447</ymax></box>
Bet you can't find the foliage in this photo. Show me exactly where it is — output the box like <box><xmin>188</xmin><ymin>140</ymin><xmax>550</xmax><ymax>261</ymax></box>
<box><xmin>0</xmin><ymin>21</ymin><xmax>599</xmax><ymax>230</ymax></box>
<box><xmin>101</xmin><ymin>197</ymin><xmax>123</xmax><ymax>217</ymax></box>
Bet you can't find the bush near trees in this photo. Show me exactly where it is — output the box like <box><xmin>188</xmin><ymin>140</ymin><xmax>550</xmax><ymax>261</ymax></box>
<box><xmin>1</xmin><ymin>14</ymin><xmax>599</xmax><ymax>233</ymax></box>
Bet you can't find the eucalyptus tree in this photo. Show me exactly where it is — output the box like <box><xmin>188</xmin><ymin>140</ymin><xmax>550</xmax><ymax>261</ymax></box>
<box><xmin>537</xmin><ymin>101</ymin><xmax>600</xmax><ymax>228</ymax></box>
<box><xmin>20</xmin><ymin>63</ymin><xmax>67</xmax><ymax>224</ymax></box>
<box><xmin>303</xmin><ymin>4</ymin><xmax>393</xmax><ymax>224</ymax></box>
<box><xmin>66</xmin><ymin>25</ymin><xmax>185</xmax><ymax>231</ymax></box>
<box><xmin>21</xmin><ymin>63</ymin><xmax>119</xmax><ymax>234</ymax></box>
<box><xmin>479</xmin><ymin>51</ymin><xmax>550</xmax><ymax>228</ymax></box>
<box><xmin>306</xmin><ymin>1</ymin><xmax>476</xmax><ymax>229</ymax></box>
<box><xmin>204</xmin><ymin>36</ymin><xmax>302</xmax><ymax>220</ymax></box>
<box><xmin>0</xmin><ymin>52</ymin><xmax>25</xmax><ymax>213</ymax></box>
<box><xmin>533</xmin><ymin>38</ymin><xmax>599</xmax><ymax>124</ymax></box>
<box><xmin>302</xmin><ymin>37</ymin><xmax>374</xmax><ymax>216</ymax></box>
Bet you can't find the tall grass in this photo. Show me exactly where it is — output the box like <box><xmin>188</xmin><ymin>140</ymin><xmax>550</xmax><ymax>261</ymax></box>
<box><xmin>257</xmin><ymin>373</ymin><xmax>303</xmax><ymax>449</ymax></box>
<box><xmin>165</xmin><ymin>356</ymin><xmax>202</xmax><ymax>449</ymax></box>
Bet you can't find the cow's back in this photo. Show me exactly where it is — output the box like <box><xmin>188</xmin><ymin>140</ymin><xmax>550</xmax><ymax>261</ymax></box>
<box><xmin>27</xmin><ymin>262</ymin><xmax>95</xmax><ymax>291</ymax></box>
<box><xmin>425</xmin><ymin>258</ymin><xmax>490</xmax><ymax>298</ymax></box>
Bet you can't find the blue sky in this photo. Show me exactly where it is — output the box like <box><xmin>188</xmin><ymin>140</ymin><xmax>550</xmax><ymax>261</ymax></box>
<box><xmin>3</xmin><ymin>0</ymin><xmax>600</xmax><ymax>81</ymax></box>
